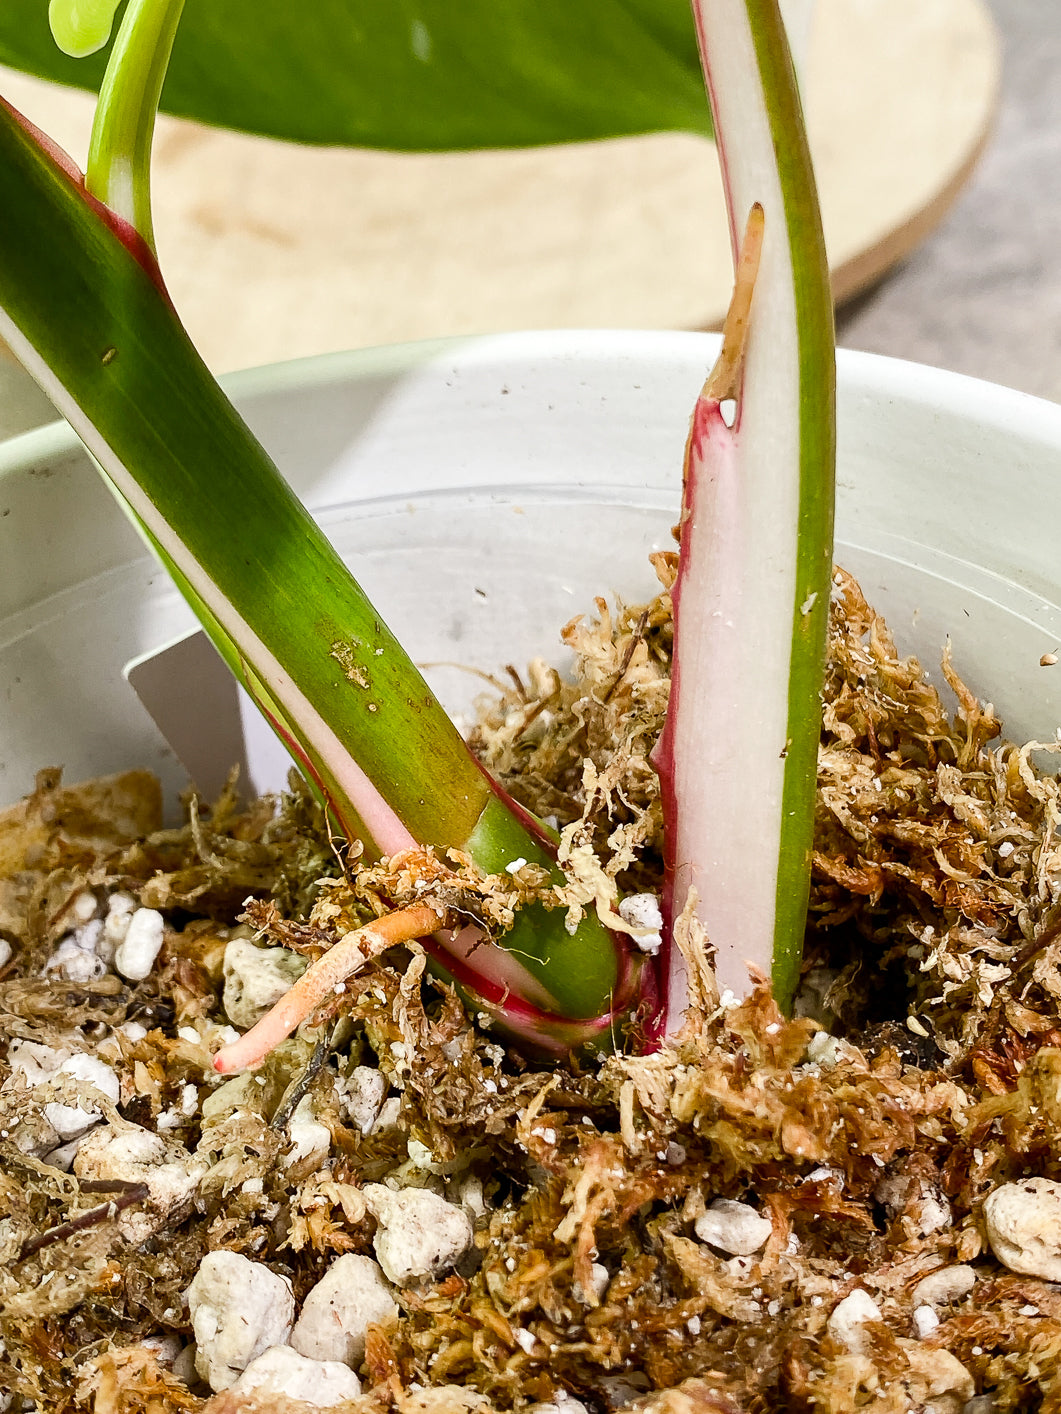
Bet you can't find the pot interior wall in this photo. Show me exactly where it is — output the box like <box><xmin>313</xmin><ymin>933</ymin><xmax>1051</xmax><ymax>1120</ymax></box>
<box><xmin>1</xmin><ymin>332</ymin><xmax>1059</xmax><ymax>809</ymax></box>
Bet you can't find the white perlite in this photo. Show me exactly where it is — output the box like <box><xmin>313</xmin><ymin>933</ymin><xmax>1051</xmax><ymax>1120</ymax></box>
<box><xmin>291</xmin><ymin>1253</ymin><xmax>398</xmax><ymax>1365</ymax></box>
<box><xmin>912</xmin><ymin>1265</ymin><xmax>977</xmax><ymax>1309</ymax></box>
<box><xmin>373</xmin><ymin>1096</ymin><xmax>402</xmax><ymax>1133</ymax></box>
<box><xmin>140</xmin><ymin>1334</ymin><xmax>182</xmax><ymax>1367</ymax></box>
<box><xmin>874</xmin><ymin>1168</ymin><xmax>952</xmax><ymax>1237</ymax></box>
<box><xmin>69</xmin><ymin>889</ymin><xmax>99</xmax><ymax>924</ymax></box>
<box><xmin>906</xmin><ymin>1347</ymin><xmax>975</xmax><ymax>1413</ymax></box>
<box><xmin>408</xmin><ymin>1138</ymin><xmax>448</xmax><ymax>1175</ymax></box>
<box><xmin>171</xmin><ymin>1345</ymin><xmax>199</xmax><ymax>1388</ymax></box>
<box><xmin>804</xmin><ymin>1031</ymin><xmax>863</xmax><ymax>1070</ymax></box>
<box><xmin>827</xmin><ymin>1289</ymin><xmax>882</xmax><ymax>1354</ymax></box>
<box><xmin>617</xmin><ymin>893</ymin><xmax>663</xmax><ymax>955</ymax></box>
<box><xmin>5</xmin><ymin>1037</ymin><xmax>65</xmax><ymax>1088</ymax></box>
<box><xmin>186</xmin><ymin>1250</ymin><xmax>295</xmax><ymax>1391</ymax></box>
<box><xmin>912</xmin><ymin>1305</ymin><xmax>940</xmax><ymax>1339</ymax></box>
<box><xmin>527</xmin><ymin>1397</ymin><xmax>591</xmax><ymax>1414</ymax></box>
<box><xmin>457</xmin><ymin>1172</ymin><xmax>487</xmax><ymax>1221</ymax></box>
<box><xmin>74</xmin><ymin>1123</ymin><xmax>203</xmax><ymax>1243</ymax></box>
<box><xmin>401</xmin><ymin>1389</ymin><xmax>491</xmax><ymax>1414</ymax></box>
<box><xmin>338</xmin><ymin>1065</ymin><xmax>388</xmax><ymax>1135</ymax></box>
<box><xmin>39</xmin><ymin>1052</ymin><xmax>120</xmax><ymax>1141</ymax></box>
<box><xmin>984</xmin><ymin>1178</ymin><xmax>1061</xmax><ymax>1280</ymax></box>
<box><xmin>1</xmin><ymin>1040</ymin><xmax>109</xmax><ymax>1150</ymax></box>
<box><xmin>103</xmin><ymin>890</ymin><xmax>138</xmax><ymax>954</ymax></box>
<box><xmin>724</xmin><ymin>1255</ymin><xmax>756</xmax><ymax>1280</ymax></box>
<box><xmin>44</xmin><ymin>920</ymin><xmax>107</xmax><ymax>983</ymax></box>
<box><xmin>572</xmin><ymin>1261</ymin><xmax>610</xmax><ymax>1306</ymax></box>
<box><xmin>43</xmin><ymin>1137</ymin><xmax>84</xmax><ymax>1171</ymax></box>
<box><xmin>694</xmin><ymin>1198</ymin><xmax>772</xmax><ymax>1256</ymax></box>
<box><xmin>912</xmin><ymin>1190</ymin><xmax>952</xmax><ymax>1237</ymax></box>
<box><xmin>231</xmin><ymin>1346</ymin><xmax>362</xmax><ymax>1407</ymax></box>
<box><xmin>282</xmin><ymin>1094</ymin><xmax>332</xmax><ymax>1170</ymax></box>
<box><xmin>114</xmin><ymin>907</ymin><xmax>166</xmax><ymax>981</ymax></box>
<box><xmin>363</xmin><ymin>1183</ymin><xmax>473</xmax><ymax>1284</ymax></box>
<box><xmin>222</xmin><ymin>936</ymin><xmax>307</xmax><ymax>1028</ymax></box>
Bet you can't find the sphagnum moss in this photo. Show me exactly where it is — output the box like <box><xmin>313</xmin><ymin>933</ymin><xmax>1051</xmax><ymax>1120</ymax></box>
<box><xmin>3</xmin><ymin>573</ymin><xmax>1061</xmax><ymax>1414</ymax></box>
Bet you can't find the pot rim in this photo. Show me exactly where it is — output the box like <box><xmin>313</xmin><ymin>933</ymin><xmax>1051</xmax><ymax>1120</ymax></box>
<box><xmin>1</xmin><ymin>329</ymin><xmax>1059</xmax><ymax>479</ymax></box>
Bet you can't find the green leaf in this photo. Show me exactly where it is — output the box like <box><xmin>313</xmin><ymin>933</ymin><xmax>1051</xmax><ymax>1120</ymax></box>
<box><xmin>2</xmin><ymin>0</ymin><xmax>709</xmax><ymax>148</ymax></box>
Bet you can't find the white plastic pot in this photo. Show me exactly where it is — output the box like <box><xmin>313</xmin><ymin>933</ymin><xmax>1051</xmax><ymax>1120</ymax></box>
<box><xmin>1</xmin><ymin>329</ymin><xmax>1060</xmax><ymax>811</ymax></box>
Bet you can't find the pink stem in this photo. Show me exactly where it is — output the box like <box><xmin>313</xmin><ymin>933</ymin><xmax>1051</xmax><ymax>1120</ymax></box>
<box><xmin>213</xmin><ymin>904</ymin><xmax>443</xmax><ymax>1072</ymax></box>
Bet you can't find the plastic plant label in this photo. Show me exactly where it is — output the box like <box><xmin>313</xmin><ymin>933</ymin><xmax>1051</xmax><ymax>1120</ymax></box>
<box><xmin>125</xmin><ymin>628</ymin><xmax>293</xmax><ymax>801</ymax></box>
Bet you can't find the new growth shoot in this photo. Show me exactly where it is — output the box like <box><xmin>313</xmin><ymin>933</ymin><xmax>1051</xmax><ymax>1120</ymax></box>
<box><xmin>51</xmin><ymin>0</ymin><xmax>184</xmax><ymax>248</ymax></box>
<box><xmin>653</xmin><ymin>0</ymin><xmax>834</xmax><ymax>1030</ymax></box>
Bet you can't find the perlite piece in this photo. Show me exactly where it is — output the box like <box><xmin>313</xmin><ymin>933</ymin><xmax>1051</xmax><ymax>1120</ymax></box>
<box><xmin>291</xmin><ymin>1253</ymin><xmax>398</xmax><ymax>1365</ymax></box>
<box><xmin>363</xmin><ymin>1183</ymin><xmax>473</xmax><ymax>1284</ymax></box>
<box><xmin>282</xmin><ymin>1093</ymin><xmax>332</xmax><ymax>1170</ymax></box>
<box><xmin>694</xmin><ymin>1197</ymin><xmax>772</xmax><ymax>1256</ymax></box>
<box><xmin>231</xmin><ymin>1345</ymin><xmax>362</xmax><ymax>1407</ymax></box>
<box><xmin>186</xmin><ymin>1250</ymin><xmax>294</xmax><ymax>1391</ymax></box>
<box><xmin>73</xmin><ymin>1123</ymin><xmax>203</xmax><ymax>1243</ymax></box>
<box><xmin>911</xmin><ymin>1265</ymin><xmax>976</xmax><ymax>1309</ymax></box>
<box><xmin>47</xmin><ymin>1053</ymin><xmax>120</xmax><ymax>1140</ymax></box>
<box><xmin>222</xmin><ymin>935</ymin><xmax>306</xmax><ymax>1029</ymax></box>
<box><xmin>337</xmin><ymin>1064</ymin><xmax>388</xmax><ymax>1134</ymax></box>
<box><xmin>984</xmin><ymin>1177</ymin><xmax>1061</xmax><ymax>1280</ymax></box>
<box><xmin>827</xmin><ymin>1289</ymin><xmax>882</xmax><ymax>1355</ymax></box>
<box><xmin>114</xmin><ymin>906</ymin><xmax>165</xmax><ymax>980</ymax></box>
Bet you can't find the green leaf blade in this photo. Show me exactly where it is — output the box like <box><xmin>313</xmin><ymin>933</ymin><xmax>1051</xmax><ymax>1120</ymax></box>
<box><xmin>1</xmin><ymin>0</ymin><xmax>710</xmax><ymax>149</ymax></box>
<box><xmin>0</xmin><ymin>105</ymin><xmax>481</xmax><ymax>847</ymax></box>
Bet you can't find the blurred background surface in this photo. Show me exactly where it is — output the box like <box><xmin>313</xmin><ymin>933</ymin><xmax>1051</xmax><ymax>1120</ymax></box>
<box><xmin>839</xmin><ymin>0</ymin><xmax>1060</xmax><ymax>401</ymax></box>
<box><xmin>0</xmin><ymin>0</ymin><xmax>1054</xmax><ymax>437</ymax></box>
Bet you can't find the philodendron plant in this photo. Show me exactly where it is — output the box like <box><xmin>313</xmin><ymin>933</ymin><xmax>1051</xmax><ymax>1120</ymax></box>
<box><xmin>0</xmin><ymin>0</ymin><xmax>832</xmax><ymax>1061</ymax></box>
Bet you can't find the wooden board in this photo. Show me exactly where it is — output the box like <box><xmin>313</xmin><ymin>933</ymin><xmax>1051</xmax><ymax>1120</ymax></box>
<box><xmin>0</xmin><ymin>0</ymin><xmax>998</xmax><ymax>379</ymax></box>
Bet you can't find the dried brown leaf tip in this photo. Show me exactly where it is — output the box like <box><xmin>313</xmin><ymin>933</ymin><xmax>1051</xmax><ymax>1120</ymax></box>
<box><xmin>6</xmin><ymin>572</ymin><xmax>1061</xmax><ymax>1413</ymax></box>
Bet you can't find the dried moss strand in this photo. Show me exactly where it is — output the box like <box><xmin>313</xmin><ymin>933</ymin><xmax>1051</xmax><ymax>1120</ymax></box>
<box><xmin>270</xmin><ymin>1031</ymin><xmax>332</xmax><ymax>1131</ymax></box>
<box><xmin>701</xmin><ymin>200</ymin><xmax>764</xmax><ymax>403</ymax></box>
<box><xmin>77</xmin><ymin>1178</ymin><xmax>151</xmax><ymax>1194</ymax></box>
<box><xmin>213</xmin><ymin>903</ymin><xmax>444</xmax><ymax>1073</ymax></box>
<box><xmin>18</xmin><ymin>1183</ymin><xmax>149</xmax><ymax>1260</ymax></box>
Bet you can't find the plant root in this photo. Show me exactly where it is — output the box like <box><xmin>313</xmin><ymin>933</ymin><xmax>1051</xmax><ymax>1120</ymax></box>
<box><xmin>213</xmin><ymin>902</ymin><xmax>443</xmax><ymax>1073</ymax></box>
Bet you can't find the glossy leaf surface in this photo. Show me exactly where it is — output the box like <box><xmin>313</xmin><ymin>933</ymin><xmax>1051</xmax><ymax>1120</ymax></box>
<box><xmin>2</xmin><ymin>0</ymin><xmax>709</xmax><ymax>148</ymax></box>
